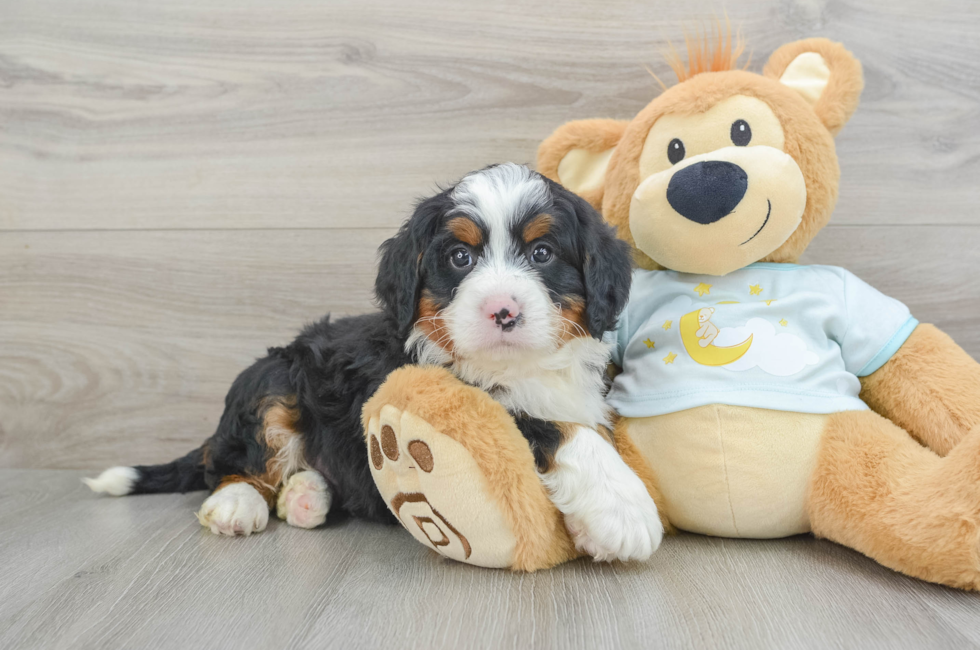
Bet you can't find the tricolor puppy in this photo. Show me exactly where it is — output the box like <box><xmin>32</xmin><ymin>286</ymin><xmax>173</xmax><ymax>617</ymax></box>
<box><xmin>85</xmin><ymin>163</ymin><xmax>663</xmax><ymax>562</ymax></box>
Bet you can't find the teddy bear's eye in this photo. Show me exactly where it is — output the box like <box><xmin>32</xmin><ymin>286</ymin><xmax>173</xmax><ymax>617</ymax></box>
<box><xmin>667</xmin><ymin>138</ymin><xmax>686</xmax><ymax>165</ymax></box>
<box><xmin>731</xmin><ymin>119</ymin><xmax>752</xmax><ymax>146</ymax></box>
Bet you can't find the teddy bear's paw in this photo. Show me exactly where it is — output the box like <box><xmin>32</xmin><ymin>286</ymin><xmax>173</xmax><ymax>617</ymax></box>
<box><xmin>276</xmin><ymin>470</ymin><xmax>331</xmax><ymax>529</ymax></box>
<box><xmin>542</xmin><ymin>427</ymin><xmax>664</xmax><ymax>562</ymax></box>
<box><xmin>196</xmin><ymin>482</ymin><xmax>269</xmax><ymax>537</ymax></box>
<box><xmin>366</xmin><ymin>404</ymin><xmax>519</xmax><ymax>568</ymax></box>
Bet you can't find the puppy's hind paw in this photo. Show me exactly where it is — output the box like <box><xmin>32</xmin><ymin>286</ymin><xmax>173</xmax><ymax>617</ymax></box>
<box><xmin>277</xmin><ymin>471</ymin><xmax>331</xmax><ymax>529</ymax></box>
<box><xmin>197</xmin><ymin>482</ymin><xmax>269</xmax><ymax>537</ymax></box>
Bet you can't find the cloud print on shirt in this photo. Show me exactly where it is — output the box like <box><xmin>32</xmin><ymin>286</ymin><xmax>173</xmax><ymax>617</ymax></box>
<box><xmin>713</xmin><ymin>318</ymin><xmax>819</xmax><ymax>376</ymax></box>
<box><xmin>658</xmin><ymin>295</ymin><xmax>819</xmax><ymax>377</ymax></box>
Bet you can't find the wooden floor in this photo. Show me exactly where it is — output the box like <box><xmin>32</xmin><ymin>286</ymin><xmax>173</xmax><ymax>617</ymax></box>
<box><xmin>1</xmin><ymin>470</ymin><xmax>978</xmax><ymax>650</ymax></box>
<box><xmin>2</xmin><ymin>0</ymin><xmax>980</xmax><ymax>647</ymax></box>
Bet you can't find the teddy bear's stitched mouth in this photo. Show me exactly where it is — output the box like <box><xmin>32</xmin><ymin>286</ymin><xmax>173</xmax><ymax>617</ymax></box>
<box><xmin>739</xmin><ymin>199</ymin><xmax>772</xmax><ymax>246</ymax></box>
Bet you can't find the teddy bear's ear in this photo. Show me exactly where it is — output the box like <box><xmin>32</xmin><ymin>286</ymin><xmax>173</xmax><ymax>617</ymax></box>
<box><xmin>537</xmin><ymin>119</ymin><xmax>629</xmax><ymax>209</ymax></box>
<box><xmin>763</xmin><ymin>38</ymin><xmax>864</xmax><ymax>136</ymax></box>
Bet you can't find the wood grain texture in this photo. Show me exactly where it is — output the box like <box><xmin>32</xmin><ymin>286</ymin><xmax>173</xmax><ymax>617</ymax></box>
<box><xmin>2</xmin><ymin>226</ymin><xmax>979</xmax><ymax>469</ymax></box>
<box><xmin>0</xmin><ymin>0</ymin><xmax>978</xmax><ymax>231</ymax></box>
<box><xmin>1</xmin><ymin>470</ymin><xmax>978</xmax><ymax>650</ymax></box>
<box><xmin>2</xmin><ymin>1</ymin><xmax>980</xmax><ymax>644</ymax></box>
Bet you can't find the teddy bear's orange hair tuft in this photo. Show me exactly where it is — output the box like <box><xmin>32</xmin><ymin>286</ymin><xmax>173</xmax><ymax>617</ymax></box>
<box><xmin>650</xmin><ymin>18</ymin><xmax>749</xmax><ymax>89</ymax></box>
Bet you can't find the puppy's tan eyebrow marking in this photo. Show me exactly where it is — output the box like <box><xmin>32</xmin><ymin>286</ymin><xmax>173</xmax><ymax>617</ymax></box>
<box><xmin>447</xmin><ymin>217</ymin><xmax>483</xmax><ymax>247</ymax></box>
<box><xmin>523</xmin><ymin>213</ymin><xmax>554</xmax><ymax>243</ymax></box>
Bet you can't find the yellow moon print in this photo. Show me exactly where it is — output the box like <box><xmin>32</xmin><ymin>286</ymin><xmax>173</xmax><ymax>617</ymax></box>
<box><xmin>679</xmin><ymin>310</ymin><xmax>753</xmax><ymax>366</ymax></box>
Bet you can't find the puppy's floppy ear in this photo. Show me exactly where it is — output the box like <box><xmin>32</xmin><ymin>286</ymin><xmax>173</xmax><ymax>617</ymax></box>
<box><xmin>537</xmin><ymin>119</ymin><xmax>628</xmax><ymax>211</ymax></box>
<box><xmin>561</xmin><ymin>186</ymin><xmax>632</xmax><ymax>337</ymax></box>
<box><xmin>763</xmin><ymin>38</ymin><xmax>863</xmax><ymax>136</ymax></box>
<box><xmin>375</xmin><ymin>194</ymin><xmax>445</xmax><ymax>336</ymax></box>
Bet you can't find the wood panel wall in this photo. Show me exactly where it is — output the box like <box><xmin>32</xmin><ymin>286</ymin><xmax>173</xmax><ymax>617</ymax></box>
<box><xmin>2</xmin><ymin>0</ymin><xmax>978</xmax><ymax>468</ymax></box>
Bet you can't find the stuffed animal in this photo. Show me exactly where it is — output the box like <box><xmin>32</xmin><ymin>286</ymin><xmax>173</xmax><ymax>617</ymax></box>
<box><xmin>362</xmin><ymin>35</ymin><xmax>980</xmax><ymax>589</ymax></box>
<box><xmin>361</xmin><ymin>365</ymin><xmax>665</xmax><ymax>570</ymax></box>
<box><xmin>533</xmin><ymin>36</ymin><xmax>980</xmax><ymax>589</ymax></box>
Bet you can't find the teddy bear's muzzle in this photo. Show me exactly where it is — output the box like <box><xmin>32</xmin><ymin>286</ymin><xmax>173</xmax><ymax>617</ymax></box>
<box><xmin>666</xmin><ymin>160</ymin><xmax>749</xmax><ymax>225</ymax></box>
<box><xmin>629</xmin><ymin>145</ymin><xmax>807</xmax><ymax>276</ymax></box>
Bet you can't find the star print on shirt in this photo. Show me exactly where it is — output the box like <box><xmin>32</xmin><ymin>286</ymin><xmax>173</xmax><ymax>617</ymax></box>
<box><xmin>644</xmin><ymin>338</ymin><xmax>656</xmax><ymax>349</ymax></box>
<box><xmin>663</xmin><ymin>352</ymin><xmax>677</xmax><ymax>364</ymax></box>
<box><xmin>662</xmin><ymin>320</ymin><xmax>672</xmax><ymax>330</ymax></box>
<box><xmin>693</xmin><ymin>283</ymin><xmax>712</xmax><ymax>297</ymax></box>
<box><xmin>749</xmin><ymin>284</ymin><xmax>763</xmax><ymax>295</ymax></box>
<box><xmin>765</xmin><ymin>299</ymin><xmax>777</xmax><ymax>306</ymax></box>
<box><xmin>779</xmin><ymin>318</ymin><xmax>788</xmax><ymax>327</ymax></box>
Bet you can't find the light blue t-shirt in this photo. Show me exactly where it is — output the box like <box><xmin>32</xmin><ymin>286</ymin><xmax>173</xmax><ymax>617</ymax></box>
<box><xmin>606</xmin><ymin>263</ymin><xmax>918</xmax><ymax>417</ymax></box>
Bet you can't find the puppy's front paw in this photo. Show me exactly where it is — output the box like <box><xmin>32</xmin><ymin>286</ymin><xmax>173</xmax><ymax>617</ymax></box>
<box><xmin>197</xmin><ymin>482</ymin><xmax>269</xmax><ymax>537</ymax></box>
<box><xmin>564</xmin><ymin>491</ymin><xmax>663</xmax><ymax>563</ymax></box>
<box><xmin>277</xmin><ymin>470</ymin><xmax>331</xmax><ymax>529</ymax></box>
<box><xmin>541</xmin><ymin>427</ymin><xmax>664</xmax><ymax>563</ymax></box>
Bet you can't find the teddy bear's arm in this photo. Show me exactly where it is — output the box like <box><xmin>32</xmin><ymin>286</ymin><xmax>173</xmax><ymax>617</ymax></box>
<box><xmin>859</xmin><ymin>324</ymin><xmax>980</xmax><ymax>456</ymax></box>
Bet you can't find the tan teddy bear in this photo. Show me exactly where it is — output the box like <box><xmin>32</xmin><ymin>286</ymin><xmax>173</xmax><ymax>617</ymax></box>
<box><xmin>534</xmin><ymin>36</ymin><xmax>980</xmax><ymax>589</ymax></box>
<box><xmin>363</xmin><ymin>35</ymin><xmax>980</xmax><ymax>590</ymax></box>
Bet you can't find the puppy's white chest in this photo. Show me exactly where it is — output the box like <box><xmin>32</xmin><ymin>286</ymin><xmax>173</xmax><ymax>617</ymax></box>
<box><xmin>494</xmin><ymin>373</ymin><xmax>609</xmax><ymax>428</ymax></box>
<box><xmin>459</xmin><ymin>338</ymin><xmax>613</xmax><ymax>428</ymax></box>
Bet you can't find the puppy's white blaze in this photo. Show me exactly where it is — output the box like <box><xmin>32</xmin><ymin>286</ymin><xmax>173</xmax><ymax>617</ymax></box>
<box><xmin>445</xmin><ymin>256</ymin><xmax>557</xmax><ymax>357</ymax></box>
<box><xmin>451</xmin><ymin>163</ymin><xmax>550</xmax><ymax>240</ymax></box>
<box><xmin>540</xmin><ymin>427</ymin><xmax>664</xmax><ymax>562</ymax></box>
<box><xmin>82</xmin><ymin>466</ymin><xmax>139</xmax><ymax>496</ymax></box>
<box><xmin>449</xmin><ymin>165</ymin><xmax>556</xmax><ymax>361</ymax></box>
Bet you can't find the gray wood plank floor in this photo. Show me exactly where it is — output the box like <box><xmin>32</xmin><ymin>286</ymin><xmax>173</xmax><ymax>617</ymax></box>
<box><xmin>2</xmin><ymin>0</ymin><xmax>980</xmax><ymax>647</ymax></box>
<box><xmin>1</xmin><ymin>470</ymin><xmax>978</xmax><ymax>650</ymax></box>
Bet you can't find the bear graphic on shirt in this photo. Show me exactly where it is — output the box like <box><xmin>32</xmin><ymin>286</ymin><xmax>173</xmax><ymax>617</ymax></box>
<box><xmin>695</xmin><ymin>308</ymin><xmax>720</xmax><ymax>347</ymax></box>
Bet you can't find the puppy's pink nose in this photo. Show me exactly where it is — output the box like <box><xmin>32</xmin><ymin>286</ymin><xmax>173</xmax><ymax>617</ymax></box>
<box><xmin>482</xmin><ymin>296</ymin><xmax>521</xmax><ymax>332</ymax></box>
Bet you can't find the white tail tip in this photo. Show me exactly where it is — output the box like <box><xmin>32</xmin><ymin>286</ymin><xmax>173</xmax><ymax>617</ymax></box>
<box><xmin>82</xmin><ymin>466</ymin><xmax>139</xmax><ymax>496</ymax></box>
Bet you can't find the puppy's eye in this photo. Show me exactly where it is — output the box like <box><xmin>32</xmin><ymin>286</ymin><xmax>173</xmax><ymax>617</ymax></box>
<box><xmin>531</xmin><ymin>244</ymin><xmax>553</xmax><ymax>264</ymax></box>
<box><xmin>667</xmin><ymin>138</ymin><xmax>685</xmax><ymax>165</ymax></box>
<box><xmin>731</xmin><ymin>119</ymin><xmax>751</xmax><ymax>146</ymax></box>
<box><xmin>449</xmin><ymin>247</ymin><xmax>472</xmax><ymax>269</ymax></box>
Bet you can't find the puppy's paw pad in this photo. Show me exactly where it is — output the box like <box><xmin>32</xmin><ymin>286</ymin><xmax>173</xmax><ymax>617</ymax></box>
<box><xmin>276</xmin><ymin>470</ymin><xmax>331</xmax><ymax>529</ymax></box>
<box><xmin>197</xmin><ymin>482</ymin><xmax>269</xmax><ymax>537</ymax></box>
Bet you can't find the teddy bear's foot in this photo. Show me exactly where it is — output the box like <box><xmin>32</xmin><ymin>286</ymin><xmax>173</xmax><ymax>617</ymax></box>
<box><xmin>367</xmin><ymin>404</ymin><xmax>518</xmax><ymax>567</ymax></box>
<box><xmin>810</xmin><ymin>410</ymin><xmax>980</xmax><ymax>590</ymax></box>
<box><xmin>276</xmin><ymin>470</ymin><xmax>331</xmax><ymax>529</ymax></box>
<box><xmin>363</xmin><ymin>366</ymin><xmax>579</xmax><ymax>571</ymax></box>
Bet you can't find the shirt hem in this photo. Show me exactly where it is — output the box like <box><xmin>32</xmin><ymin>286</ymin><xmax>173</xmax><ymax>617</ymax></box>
<box><xmin>608</xmin><ymin>393</ymin><xmax>870</xmax><ymax>418</ymax></box>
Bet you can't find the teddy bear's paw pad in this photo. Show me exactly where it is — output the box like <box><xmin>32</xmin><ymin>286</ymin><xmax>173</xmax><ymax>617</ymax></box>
<box><xmin>196</xmin><ymin>482</ymin><xmax>269</xmax><ymax>537</ymax></box>
<box><xmin>366</xmin><ymin>404</ymin><xmax>518</xmax><ymax>568</ymax></box>
<box><xmin>276</xmin><ymin>470</ymin><xmax>331</xmax><ymax>529</ymax></box>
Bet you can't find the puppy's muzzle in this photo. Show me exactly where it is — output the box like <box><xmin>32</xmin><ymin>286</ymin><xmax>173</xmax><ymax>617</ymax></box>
<box><xmin>484</xmin><ymin>296</ymin><xmax>521</xmax><ymax>333</ymax></box>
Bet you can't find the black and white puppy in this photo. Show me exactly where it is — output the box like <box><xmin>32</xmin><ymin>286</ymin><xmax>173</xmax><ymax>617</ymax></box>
<box><xmin>85</xmin><ymin>163</ymin><xmax>663</xmax><ymax>561</ymax></box>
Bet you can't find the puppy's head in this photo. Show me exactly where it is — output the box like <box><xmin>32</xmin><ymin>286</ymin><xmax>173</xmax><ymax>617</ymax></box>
<box><xmin>375</xmin><ymin>163</ymin><xmax>632</xmax><ymax>362</ymax></box>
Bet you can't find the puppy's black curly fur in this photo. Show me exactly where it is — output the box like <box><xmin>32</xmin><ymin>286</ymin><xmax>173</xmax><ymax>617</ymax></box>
<box><xmin>125</xmin><ymin>168</ymin><xmax>632</xmax><ymax>525</ymax></box>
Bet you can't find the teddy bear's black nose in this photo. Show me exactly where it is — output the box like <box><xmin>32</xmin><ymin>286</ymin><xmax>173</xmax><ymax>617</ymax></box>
<box><xmin>666</xmin><ymin>161</ymin><xmax>748</xmax><ymax>225</ymax></box>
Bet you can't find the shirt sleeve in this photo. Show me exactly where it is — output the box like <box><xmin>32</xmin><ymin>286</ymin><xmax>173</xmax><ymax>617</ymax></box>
<box><xmin>605</xmin><ymin>304</ymin><xmax>630</xmax><ymax>368</ymax></box>
<box><xmin>839</xmin><ymin>269</ymin><xmax>919</xmax><ymax>376</ymax></box>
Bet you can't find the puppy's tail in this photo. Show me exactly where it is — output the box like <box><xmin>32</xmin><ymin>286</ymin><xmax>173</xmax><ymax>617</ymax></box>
<box><xmin>83</xmin><ymin>445</ymin><xmax>208</xmax><ymax>496</ymax></box>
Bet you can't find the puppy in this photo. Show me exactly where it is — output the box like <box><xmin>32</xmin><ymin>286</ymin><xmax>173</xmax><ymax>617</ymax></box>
<box><xmin>85</xmin><ymin>163</ymin><xmax>663</xmax><ymax>561</ymax></box>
